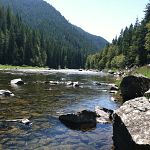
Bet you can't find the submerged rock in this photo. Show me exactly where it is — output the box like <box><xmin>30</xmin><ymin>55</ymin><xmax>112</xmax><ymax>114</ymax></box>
<box><xmin>10</xmin><ymin>78</ymin><xmax>24</xmax><ymax>85</ymax></box>
<box><xmin>113</xmin><ymin>97</ymin><xmax>150</xmax><ymax>149</ymax></box>
<box><xmin>120</xmin><ymin>75</ymin><xmax>150</xmax><ymax>101</ymax></box>
<box><xmin>94</xmin><ymin>81</ymin><xmax>101</xmax><ymax>86</ymax></box>
<box><xmin>0</xmin><ymin>90</ymin><xmax>14</xmax><ymax>97</ymax></box>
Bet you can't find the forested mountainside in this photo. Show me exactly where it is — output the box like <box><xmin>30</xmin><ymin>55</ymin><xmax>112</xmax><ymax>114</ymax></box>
<box><xmin>0</xmin><ymin>6</ymin><xmax>47</xmax><ymax>66</ymax></box>
<box><xmin>86</xmin><ymin>3</ymin><xmax>150</xmax><ymax>70</ymax></box>
<box><xmin>0</xmin><ymin>0</ymin><xmax>108</xmax><ymax>68</ymax></box>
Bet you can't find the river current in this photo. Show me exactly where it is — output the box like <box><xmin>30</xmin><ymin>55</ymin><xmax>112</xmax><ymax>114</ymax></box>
<box><xmin>0</xmin><ymin>69</ymin><xmax>120</xmax><ymax>150</ymax></box>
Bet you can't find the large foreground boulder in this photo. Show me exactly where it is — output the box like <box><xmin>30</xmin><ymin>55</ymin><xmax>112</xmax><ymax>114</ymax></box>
<box><xmin>113</xmin><ymin>97</ymin><xmax>150</xmax><ymax>150</ymax></box>
<box><xmin>120</xmin><ymin>75</ymin><xmax>150</xmax><ymax>101</ymax></box>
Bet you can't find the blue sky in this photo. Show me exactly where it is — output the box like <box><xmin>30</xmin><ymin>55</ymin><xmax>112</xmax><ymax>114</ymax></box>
<box><xmin>45</xmin><ymin>0</ymin><xmax>149</xmax><ymax>42</ymax></box>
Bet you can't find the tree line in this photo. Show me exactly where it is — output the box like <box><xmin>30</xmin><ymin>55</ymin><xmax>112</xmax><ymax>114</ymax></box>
<box><xmin>0</xmin><ymin>6</ymin><xmax>90</xmax><ymax>68</ymax></box>
<box><xmin>0</xmin><ymin>7</ymin><xmax>47</xmax><ymax>66</ymax></box>
<box><xmin>86</xmin><ymin>3</ymin><xmax>150</xmax><ymax>70</ymax></box>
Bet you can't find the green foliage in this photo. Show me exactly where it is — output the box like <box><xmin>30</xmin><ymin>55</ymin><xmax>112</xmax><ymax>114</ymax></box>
<box><xmin>0</xmin><ymin>6</ymin><xmax>47</xmax><ymax>66</ymax></box>
<box><xmin>86</xmin><ymin>2</ymin><xmax>150</xmax><ymax>70</ymax></box>
<box><xmin>145</xmin><ymin>22</ymin><xmax>150</xmax><ymax>63</ymax></box>
<box><xmin>132</xmin><ymin>66</ymin><xmax>150</xmax><ymax>78</ymax></box>
<box><xmin>0</xmin><ymin>0</ymin><xmax>108</xmax><ymax>69</ymax></box>
<box><xmin>0</xmin><ymin>64</ymin><xmax>45</xmax><ymax>69</ymax></box>
<box><xmin>111</xmin><ymin>54</ymin><xmax>125</xmax><ymax>69</ymax></box>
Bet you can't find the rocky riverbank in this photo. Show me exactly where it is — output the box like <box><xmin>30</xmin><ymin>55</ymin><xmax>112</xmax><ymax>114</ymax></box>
<box><xmin>120</xmin><ymin>75</ymin><xmax>150</xmax><ymax>101</ymax></box>
<box><xmin>113</xmin><ymin>97</ymin><xmax>150</xmax><ymax>150</ymax></box>
<box><xmin>113</xmin><ymin>74</ymin><xmax>150</xmax><ymax>150</ymax></box>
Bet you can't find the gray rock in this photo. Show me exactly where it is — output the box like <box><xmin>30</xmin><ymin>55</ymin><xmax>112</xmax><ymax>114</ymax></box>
<box><xmin>6</xmin><ymin>118</ymin><xmax>32</xmax><ymax>125</ymax></box>
<box><xmin>94</xmin><ymin>81</ymin><xmax>101</xmax><ymax>86</ymax></box>
<box><xmin>66</xmin><ymin>81</ymin><xmax>80</xmax><ymax>87</ymax></box>
<box><xmin>144</xmin><ymin>89</ymin><xmax>150</xmax><ymax>98</ymax></box>
<box><xmin>0</xmin><ymin>90</ymin><xmax>14</xmax><ymax>97</ymax></box>
<box><xmin>95</xmin><ymin>106</ymin><xmax>113</xmax><ymax>123</ymax></box>
<box><xmin>108</xmin><ymin>70</ymin><xmax>114</xmax><ymax>74</ymax></box>
<box><xmin>66</xmin><ymin>81</ymin><xmax>73</xmax><ymax>86</ymax></box>
<box><xmin>120</xmin><ymin>75</ymin><xmax>150</xmax><ymax>101</ymax></box>
<box><xmin>59</xmin><ymin>110</ymin><xmax>97</xmax><ymax>130</ymax></box>
<box><xmin>113</xmin><ymin>97</ymin><xmax>150</xmax><ymax>149</ymax></box>
<box><xmin>109</xmin><ymin>90</ymin><xmax>118</xmax><ymax>94</ymax></box>
<box><xmin>110</xmin><ymin>85</ymin><xmax>119</xmax><ymax>91</ymax></box>
<box><xmin>59</xmin><ymin>107</ymin><xmax>113</xmax><ymax>130</ymax></box>
<box><xmin>49</xmin><ymin>81</ymin><xmax>59</xmax><ymax>85</ymax></box>
<box><xmin>10</xmin><ymin>78</ymin><xmax>24</xmax><ymax>85</ymax></box>
<box><xmin>73</xmin><ymin>81</ymin><xmax>79</xmax><ymax>87</ymax></box>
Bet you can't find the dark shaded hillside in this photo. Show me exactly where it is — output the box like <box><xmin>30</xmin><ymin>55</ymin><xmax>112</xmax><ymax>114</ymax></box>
<box><xmin>0</xmin><ymin>6</ymin><xmax>47</xmax><ymax>66</ymax></box>
<box><xmin>74</xmin><ymin>25</ymin><xmax>108</xmax><ymax>50</ymax></box>
<box><xmin>0</xmin><ymin>0</ymin><xmax>108</xmax><ymax>55</ymax></box>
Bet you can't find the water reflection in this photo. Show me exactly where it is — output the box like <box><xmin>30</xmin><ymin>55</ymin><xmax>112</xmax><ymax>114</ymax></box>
<box><xmin>0</xmin><ymin>70</ymin><xmax>120</xmax><ymax>149</ymax></box>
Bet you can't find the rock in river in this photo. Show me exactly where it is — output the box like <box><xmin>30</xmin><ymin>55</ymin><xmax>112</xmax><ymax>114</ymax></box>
<box><xmin>5</xmin><ymin>118</ymin><xmax>32</xmax><ymax>125</ymax></box>
<box><xmin>120</xmin><ymin>75</ymin><xmax>150</xmax><ymax>101</ymax></box>
<box><xmin>11</xmin><ymin>78</ymin><xmax>24</xmax><ymax>85</ymax></box>
<box><xmin>144</xmin><ymin>89</ymin><xmax>150</xmax><ymax>98</ymax></box>
<box><xmin>59</xmin><ymin>110</ymin><xmax>97</xmax><ymax>130</ymax></box>
<box><xmin>113</xmin><ymin>97</ymin><xmax>150</xmax><ymax>150</ymax></box>
<box><xmin>95</xmin><ymin>106</ymin><xmax>113</xmax><ymax>123</ymax></box>
<box><xmin>66</xmin><ymin>81</ymin><xmax>80</xmax><ymax>87</ymax></box>
<box><xmin>0</xmin><ymin>90</ymin><xmax>14</xmax><ymax>97</ymax></box>
<box><xmin>59</xmin><ymin>107</ymin><xmax>113</xmax><ymax>130</ymax></box>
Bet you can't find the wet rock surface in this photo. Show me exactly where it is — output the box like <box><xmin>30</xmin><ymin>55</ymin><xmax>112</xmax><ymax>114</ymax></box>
<box><xmin>144</xmin><ymin>89</ymin><xmax>150</xmax><ymax>98</ymax></box>
<box><xmin>95</xmin><ymin>106</ymin><xmax>113</xmax><ymax>123</ymax></box>
<box><xmin>0</xmin><ymin>90</ymin><xmax>14</xmax><ymax>97</ymax></box>
<box><xmin>59</xmin><ymin>107</ymin><xmax>113</xmax><ymax>130</ymax></box>
<box><xmin>113</xmin><ymin>97</ymin><xmax>150</xmax><ymax>150</ymax></box>
<box><xmin>10</xmin><ymin>78</ymin><xmax>24</xmax><ymax>85</ymax></box>
<box><xmin>120</xmin><ymin>75</ymin><xmax>150</xmax><ymax>101</ymax></box>
<box><xmin>59</xmin><ymin>110</ymin><xmax>97</xmax><ymax>130</ymax></box>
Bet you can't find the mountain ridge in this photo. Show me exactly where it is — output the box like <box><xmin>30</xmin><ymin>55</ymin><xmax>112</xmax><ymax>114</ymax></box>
<box><xmin>0</xmin><ymin>0</ymin><xmax>108</xmax><ymax>68</ymax></box>
<box><xmin>0</xmin><ymin>0</ymin><xmax>108</xmax><ymax>52</ymax></box>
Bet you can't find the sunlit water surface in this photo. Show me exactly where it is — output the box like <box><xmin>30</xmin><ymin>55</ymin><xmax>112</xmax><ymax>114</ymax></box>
<box><xmin>0</xmin><ymin>69</ymin><xmax>120</xmax><ymax>150</ymax></box>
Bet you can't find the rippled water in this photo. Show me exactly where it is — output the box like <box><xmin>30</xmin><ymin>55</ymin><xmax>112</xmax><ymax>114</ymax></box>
<box><xmin>0</xmin><ymin>69</ymin><xmax>120</xmax><ymax>150</ymax></box>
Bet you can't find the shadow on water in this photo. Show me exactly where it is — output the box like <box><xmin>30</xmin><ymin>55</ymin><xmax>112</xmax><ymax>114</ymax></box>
<box><xmin>0</xmin><ymin>70</ymin><xmax>120</xmax><ymax>149</ymax></box>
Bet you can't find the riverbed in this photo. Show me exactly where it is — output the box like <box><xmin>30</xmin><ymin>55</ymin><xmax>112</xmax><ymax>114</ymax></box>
<box><xmin>0</xmin><ymin>69</ymin><xmax>120</xmax><ymax>150</ymax></box>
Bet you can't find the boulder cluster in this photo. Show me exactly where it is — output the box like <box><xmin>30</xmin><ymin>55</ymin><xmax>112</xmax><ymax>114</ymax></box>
<box><xmin>113</xmin><ymin>75</ymin><xmax>150</xmax><ymax>149</ymax></box>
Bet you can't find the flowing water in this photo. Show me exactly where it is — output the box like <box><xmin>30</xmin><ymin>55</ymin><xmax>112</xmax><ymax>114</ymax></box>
<box><xmin>0</xmin><ymin>69</ymin><xmax>120</xmax><ymax>150</ymax></box>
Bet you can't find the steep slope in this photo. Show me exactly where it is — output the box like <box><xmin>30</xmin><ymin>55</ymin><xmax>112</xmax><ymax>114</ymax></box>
<box><xmin>0</xmin><ymin>0</ymin><xmax>108</xmax><ymax>53</ymax></box>
<box><xmin>74</xmin><ymin>25</ymin><xmax>108</xmax><ymax>50</ymax></box>
<box><xmin>0</xmin><ymin>6</ymin><xmax>47</xmax><ymax>66</ymax></box>
<box><xmin>85</xmin><ymin>3</ymin><xmax>150</xmax><ymax>69</ymax></box>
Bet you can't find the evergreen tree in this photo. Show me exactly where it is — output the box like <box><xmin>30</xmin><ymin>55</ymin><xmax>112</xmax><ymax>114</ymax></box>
<box><xmin>85</xmin><ymin>2</ymin><xmax>150</xmax><ymax>70</ymax></box>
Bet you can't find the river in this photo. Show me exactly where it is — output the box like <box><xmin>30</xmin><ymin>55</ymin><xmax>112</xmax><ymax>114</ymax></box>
<box><xmin>0</xmin><ymin>69</ymin><xmax>120</xmax><ymax>150</ymax></box>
